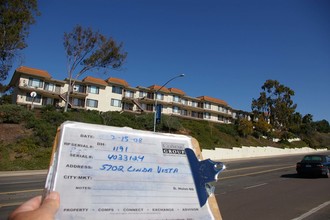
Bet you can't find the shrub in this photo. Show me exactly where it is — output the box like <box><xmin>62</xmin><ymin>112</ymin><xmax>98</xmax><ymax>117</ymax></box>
<box><xmin>160</xmin><ymin>115</ymin><xmax>183</xmax><ymax>133</ymax></box>
<box><xmin>41</xmin><ymin>109</ymin><xmax>67</xmax><ymax>128</ymax></box>
<box><xmin>237</xmin><ymin>118</ymin><xmax>253</xmax><ymax>137</ymax></box>
<box><xmin>26</xmin><ymin>119</ymin><xmax>57</xmax><ymax>148</ymax></box>
<box><xmin>252</xmin><ymin>131</ymin><xmax>262</xmax><ymax>139</ymax></box>
<box><xmin>102</xmin><ymin>111</ymin><xmax>139</xmax><ymax>128</ymax></box>
<box><xmin>215</xmin><ymin>124</ymin><xmax>238</xmax><ymax>136</ymax></box>
<box><xmin>66</xmin><ymin>109</ymin><xmax>103</xmax><ymax>124</ymax></box>
<box><xmin>134</xmin><ymin>113</ymin><xmax>154</xmax><ymax>130</ymax></box>
<box><xmin>0</xmin><ymin>104</ymin><xmax>33</xmax><ymax>123</ymax></box>
<box><xmin>280</xmin><ymin>131</ymin><xmax>296</xmax><ymax>140</ymax></box>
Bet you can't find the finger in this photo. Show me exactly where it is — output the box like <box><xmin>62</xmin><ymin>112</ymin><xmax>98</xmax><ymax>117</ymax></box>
<box><xmin>39</xmin><ymin>191</ymin><xmax>60</xmax><ymax>216</ymax></box>
<box><xmin>9</xmin><ymin>196</ymin><xmax>42</xmax><ymax>219</ymax></box>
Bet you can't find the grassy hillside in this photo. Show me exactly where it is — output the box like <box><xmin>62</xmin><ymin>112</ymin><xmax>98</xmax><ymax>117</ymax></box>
<box><xmin>0</xmin><ymin>104</ymin><xmax>329</xmax><ymax>171</ymax></box>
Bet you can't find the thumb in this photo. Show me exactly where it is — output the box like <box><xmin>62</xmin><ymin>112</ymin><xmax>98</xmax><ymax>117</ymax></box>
<box><xmin>39</xmin><ymin>191</ymin><xmax>60</xmax><ymax>217</ymax></box>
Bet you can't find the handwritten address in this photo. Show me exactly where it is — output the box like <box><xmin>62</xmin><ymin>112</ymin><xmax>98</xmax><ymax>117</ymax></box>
<box><xmin>100</xmin><ymin>164</ymin><xmax>179</xmax><ymax>174</ymax></box>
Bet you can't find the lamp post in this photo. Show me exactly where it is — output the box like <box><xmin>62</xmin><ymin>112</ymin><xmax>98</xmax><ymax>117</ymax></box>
<box><xmin>153</xmin><ymin>74</ymin><xmax>185</xmax><ymax>132</ymax></box>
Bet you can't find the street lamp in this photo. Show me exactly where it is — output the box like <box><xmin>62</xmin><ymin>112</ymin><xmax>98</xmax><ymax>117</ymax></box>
<box><xmin>153</xmin><ymin>74</ymin><xmax>185</xmax><ymax>132</ymax></box>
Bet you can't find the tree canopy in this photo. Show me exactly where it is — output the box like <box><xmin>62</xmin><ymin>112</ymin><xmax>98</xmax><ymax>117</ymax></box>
<box><xmin>0</xmin><ymin>0</ymin><xmax>40</xmax><ymax>81</ymax></box>
<box><xmin>63</xmin><ymin>25</ymin><xmax>127</xmax><ymax>111</ymax></box>
<box><xmin>252</xmin><ymin>79</ymin><xmax>297</xmax><ymax>131</ymax></box>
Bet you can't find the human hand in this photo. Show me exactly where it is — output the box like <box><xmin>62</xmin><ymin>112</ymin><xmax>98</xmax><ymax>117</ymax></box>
<box><xmin>8</xmin><ymin>191</ymin><xmax>60</xmax><ymax>220</ymax></box>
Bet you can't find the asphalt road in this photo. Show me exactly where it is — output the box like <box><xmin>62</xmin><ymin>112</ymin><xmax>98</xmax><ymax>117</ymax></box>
<box><xmin>215</xmin><ymin>151</ymin><xmax>330</xmax><ymax>220</ymax></box>
<box><xmin>0</xmin><ymin>171</ymin><xmax>46</xmax><ymax>219</ymax></box>
<box><xmin>0</xmin><ymin>151</ymin><xmax>329</xmax><ymax>220</ymax></box>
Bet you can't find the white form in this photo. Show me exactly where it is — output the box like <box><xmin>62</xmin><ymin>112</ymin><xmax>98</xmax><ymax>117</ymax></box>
<box><xmin>45</xmin><ymin>121</ymin><xmax>215</xmax><ymax>220</ymax></box>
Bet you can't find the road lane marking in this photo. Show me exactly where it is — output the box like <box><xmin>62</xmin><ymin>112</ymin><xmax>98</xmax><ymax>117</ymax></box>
<box><xmin>0</xmin><ymin>180</ymin><xmax>44</xmax><ymax>185</ymax></box>
<box><xmin>244</xmin><ymin>183</ymin><xmax>268</xmax><ymax>189</ymax></box>
<box><xmin>219</xmin><ymin>165</ymin><xmax>295</xmax><ymax>180</ymax></box>
<box><xmin>0</xmin><ymin>202</ymin><xmax>23</xmax><ymax>208</ymax></box>
<box><xmin>224</xmin><ymin>164</ymin><xmax>292</xmax><ymax>172</ymax></box>
<box><xmin>0</xmin><ymin>189</ymin><xmax>44</xmax><ymax>208</ymax></box>
<box><xmin>291</xmin><ymin>201</ymin><xmax>330</xmax><ymax>220</ymax></box>
<box><xmin>0</xmin><ymin>188</ymin><xmax>43</xmax><ymax>195</ymax></box>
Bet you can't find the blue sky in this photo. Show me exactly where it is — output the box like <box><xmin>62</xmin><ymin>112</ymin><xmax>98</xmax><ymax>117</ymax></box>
<box><xmin>8</xmin><ymin>0</ymin><xmax>330</xmax><ymax>122</ymax></box>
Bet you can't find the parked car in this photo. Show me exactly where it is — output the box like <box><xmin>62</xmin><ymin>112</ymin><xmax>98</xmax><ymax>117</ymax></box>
<box><xmin>296</xmin><ymin>155</ymin><xmax>330</xmax><ymax>178</ymax></box>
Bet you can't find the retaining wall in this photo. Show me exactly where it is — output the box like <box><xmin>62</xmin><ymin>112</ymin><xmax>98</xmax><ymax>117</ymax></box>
<box><xmin>201</xmin><ymin>146</ymin><xmax>328</xmax><ymax>161</ymax></box>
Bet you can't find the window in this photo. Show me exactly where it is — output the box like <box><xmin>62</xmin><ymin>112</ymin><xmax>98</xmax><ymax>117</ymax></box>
<box><xmin>140</xmin><ymin>103</ymin><xmax>146</xmax><ymax>111</ymax></box>
<box><xmin>139</xmin><ymin>91</ymin><xmax>147</xmax><ymax>98</ymax></box>
<box><xmin>181</xmin><ymin>99</ymin><xmax>188</xmax><ymax>105</ymax></box>
<box><xmin>28</xmin><ymin>78</ymin><xmax>43</xmax><ymax>88</ymax></box>
<box><xmin>173</xmin><ymin>95</ymin><xmax>180</xmax><ymax>102</ymax></box>
<box><xmin>156</xmin><ymin>93</ymin><xmax>164</xmax><ymax>100</ymax></box>
<box><xmin>172</xmin><ymin>106</ymin><xmax>180</xmax><ymax>113</ymax></box>
<box><xmin>204</xmin><ymin>102</ymin><xmax>211</xmax><ymax>109</ymax></box>
<box><xmin>204</xmin><ymin>112</ymin><xmax>211</xmax><ymax>119</ymax></box>
<box><xmin>192</xmin><ymin>111</ymin><xmax>198</xmax><ymax>118</ymax></box>
<box><xmin>192</xmin><ymin>101</ymin><xmax>198</xmax><ymax>107</ymax></box>
<box><xmin>43</xmin><ymin>97</ymin><xmax>54</xmax><ymax>105</ymax></box>
<box><xmin>146</xmin><ymin>104</ymin><xmax>153</xmax><ymax>111</ymax></box>
<box><xmin>123</xmin><ymin>103</ymin><xmax>134</xmax><ymax>111</ymax></box>
<box><xmin>302</xmin><ymin>156</ymin><xmax>323</xmax><ymax>162</ymax></box>
<box><xmin>87</xmin><ymin>86</ymin><xmax>99</xmax><ymax>94</ymax></box>
<box><xmin>112</xmin><ymin>86</ymin><xmax>122</xmax><ymax>94</ymax></box>
<box><xmin>55</xmin><ymin>85</ymin><xmax>61</xmax><ymax>93</ymax></box>
<box><xmin>111</xmin><ymin>99</ymin><xmax>121</xmax><ymax>107</ymax></box>
<box><xmin>219</xmin><ymin>106</ymin><xmax>228</xmax><ymax>113</ymax></box>
<box><xmin>72</xmin><ymin>98</ymin><xmax>85</xmax><ymax>107</ymax></box>
<box><xmin>86</xmin><ymin>99</ymin><xmax>98</xmax><ymax>108</ymax></box>
<box><xmin>26</xmin><ymin>92</ymin><xmax>41</xmax><ymax>103</ymax></box>
<box><xmin>125</xmin><ymin>90</ymin><xmax>134</xmax><ymax>98</ymax></box>
<box><xmin>218</xmin><ymin>115</ymin><xmax>224</xmax><ymax>121</ymax></box>
<box><xmin>181</xmin><ymin>109</ymin><xmax>188</xmax><ymax>116</ymax></box>
<box><xmin>44</xmin><ymin>82</ymin><xmax>54</xmax><ymax>92</ymax></box>
<box><xmin>73</xmin><ymin>84</ymin><xmax>85</xmax><ymax>93</ymax></box>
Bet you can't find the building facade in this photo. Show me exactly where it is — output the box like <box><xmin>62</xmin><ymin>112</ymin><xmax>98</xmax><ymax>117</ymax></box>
<box><xmin>9</xmin><ymin>66</ymin><xmax>249</xmax><ymax>124</ymax></box>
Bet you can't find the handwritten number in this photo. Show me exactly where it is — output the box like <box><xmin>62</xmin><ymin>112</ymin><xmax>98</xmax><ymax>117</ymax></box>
<box><xmin>133</xmin><ymin>138</ymin><xmax>142</xmax><ymax>143</ymax></box>
<box><xmin>121</xmin><ymin>136</ymin><xmax>129</xmax><ymax>142</ymax></box>
<box><xmin>113</xmin><ymin>146</ymin><xmax>129</xmax><ymax>152</ymax></box>
<box><xmin>107</xmin><ymin>154</ymin><xmax>144</xmax><ymax>162</ymax></box>
<box><xmin>138</xmin><ymin>155</ymin><xmax>145</xmax><ymax>161</ymax></box>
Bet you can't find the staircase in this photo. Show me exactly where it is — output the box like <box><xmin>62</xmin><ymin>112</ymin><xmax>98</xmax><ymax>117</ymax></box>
<box><xmin>132</xmin><ymin>99</ymin><xmax>144</xmax><ymax>112</ymax></box>
<box><xmin>59</xmin><ymin>92</ymin><xmax>72</xmax><ymax>107</ymax></box>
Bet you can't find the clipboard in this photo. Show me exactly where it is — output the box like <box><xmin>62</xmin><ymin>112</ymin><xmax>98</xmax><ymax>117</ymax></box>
<box><xmin>44</xmin><ymin>121</ymin><xmax>224</xmax><ymax>220</ymax></box>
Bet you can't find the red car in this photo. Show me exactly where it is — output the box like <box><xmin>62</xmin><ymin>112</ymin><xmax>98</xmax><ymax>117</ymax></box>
<box><xmin>296</xmin><ymin>155</ymin><xmax>330</xmax><ymax>178</ymax></box>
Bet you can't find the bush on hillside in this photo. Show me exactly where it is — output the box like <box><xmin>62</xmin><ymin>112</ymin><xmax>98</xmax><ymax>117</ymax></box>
<box><xmin>26</xmin><ymin>119</ymin><xmax>57</xmax><ymax>148</ymax></box>
<box><xmin>102</xmin><ymin>111</ymin><xmax>141</xmax><ymax>128</ymax></box>
<box><xmin>0</xmin><ymin>104</ymin><xmax>33</xmax><ymax>124</ymax></box>
<box><xmin>215</xmin><ymin>123</ymin><xmax>238</xmax><ymax>136</ymax></box>
<box><xmin>66</xmin><ymin>109</ymin><xmax>103</xmax><ymax>124</ymax></box>
<box><xmin>40</xmin><ymin>108</ymin><xmax>67</xmax><ymax>128</ymax></box>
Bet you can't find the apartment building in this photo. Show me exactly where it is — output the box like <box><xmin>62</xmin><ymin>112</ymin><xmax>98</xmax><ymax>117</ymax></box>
<box><xmin>8</xmin><ymin>66</ymin><xmax>247</xmax><ymax>124</ymax></box>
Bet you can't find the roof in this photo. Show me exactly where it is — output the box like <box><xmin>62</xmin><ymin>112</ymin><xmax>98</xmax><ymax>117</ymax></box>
<box><xmin>197</xmin><ymin>95</ymin><xmax>228</xmax><ymax>106</ymax></box>
<box><xmin>15</xmin><ymin>66</ymin><xmax>52</xmax><ymax>79</ymax></box>
<box><xmin>8</xmin><ymin>66</ymin><xmax>52</xmax><ymax>86</ymax></box>
<box><xmin>168</xmin><ymin>87</ymin><xmax>186</xmax><ymax>95</ymax></box>
<box><xmin>106</xmin><ymin>77</ymin><xmax>129</xmax><ymax>87</ymax></box>
<box><xmin>82</xmin><ymin>76</ymin><xmax>107</xmax><ymax>86</ymax></box>
<box><xmin>148</xmin><ymin>85</ymin><xmax>170</xmax><ymax>93</ymax></box>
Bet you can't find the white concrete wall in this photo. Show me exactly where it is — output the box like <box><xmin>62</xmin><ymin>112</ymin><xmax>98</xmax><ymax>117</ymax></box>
<box><xmin>202</xmin><ymin>146</ymin><xmax>328</xmax><ymax>161</ymax></box>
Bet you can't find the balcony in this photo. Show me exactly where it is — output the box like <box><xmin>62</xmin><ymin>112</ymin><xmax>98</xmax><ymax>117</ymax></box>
<box><xmin>19</xmin><ymin>84</ymin><xmax>62</xmax><ymax>99</ymax></box>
